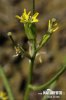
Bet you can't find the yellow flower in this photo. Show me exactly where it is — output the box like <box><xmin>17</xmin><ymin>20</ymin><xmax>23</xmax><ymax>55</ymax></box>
<box><xmin>0</xmin><ymin>92</ymin><xmax>8</xmax><ymax>100</ymax></box>
<box><xmin>16</xmin><ymin>9</ymin><xmax>39</xmax><ymax>23</ymax></box>
<box><xmin>32</xmin><ymin>13</ymin><xmax>39</xmax><ymax>23</ymax></box>
<box><xmin>48</xmin><ymin>18</ymin><xmax>59</xmax><ymax>33</ymax></box>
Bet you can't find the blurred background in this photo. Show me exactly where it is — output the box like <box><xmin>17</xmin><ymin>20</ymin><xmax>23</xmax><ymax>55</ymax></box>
<box><xmin>0</xmin><ymin>0</ymin><xmax>66</xmax><ymax>100</ymax></box>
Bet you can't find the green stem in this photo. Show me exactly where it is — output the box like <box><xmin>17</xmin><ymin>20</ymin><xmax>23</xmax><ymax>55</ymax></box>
<box><xmin>0</xmin><ymin>66</ymin><xmax>14</xmax><ymax>100</ymax></box>
<box><xmin>29</xmin><ymin>64</ymin><xmax>66</xmax><ymax>91</ymax></box>
<box><xmin>24</xmin><ymin>40</ymin><xmax>36</xmax><ymax>100</ymax></box>
<box><xmin>24</xmin><ymin>58</ymin><xmax>34</xmax><ymax>100</ymax></box>
<box><xmin>32</xmin><ymin>0</ymin><xmax>35</xmax><ymax>14</ymax></box>
<box><xmin>8</xmin><ymin>32</ymin><xmax>16</xmax><ymax>47</ymax></box>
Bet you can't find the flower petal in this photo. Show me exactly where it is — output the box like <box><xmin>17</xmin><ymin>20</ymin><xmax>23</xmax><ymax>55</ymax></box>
<box><xmin>28</xmin><ymin>11</ymin><xmax>31</xmax><ymax>16</ymax></box>
<box><xmin>32</xmin><ymin>19</ymin><xmax>39</xmax><ymax>23</ymax></box>
<box><xmin>16</xmin><ymin>15</ymin><xmax>21</xmax><ymax>20</ymax></box>
<box><xmin>32</xmin><ymin>12</ymin><xmax>39</xmax><ymax>19</ymax></box>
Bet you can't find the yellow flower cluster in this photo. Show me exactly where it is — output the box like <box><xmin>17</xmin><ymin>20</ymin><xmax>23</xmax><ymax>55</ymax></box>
<box><xmin>48</xmin><ymin>18</ymin><xmax>59</xmax><ymax>33</ymax></box>
<box><xmin>0</xmin><ymin>91</ymin><xmax>8</xmax><ymax>100</ymax></box>
<box><xmin>16</xmin><ymin>9</ymin><xmax>39</xmax><ymax>23</ymax></box>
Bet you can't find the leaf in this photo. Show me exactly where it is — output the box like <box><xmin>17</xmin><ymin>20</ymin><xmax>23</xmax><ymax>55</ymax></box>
<box><xmin>24</xmin><ymin>23</ymin><xmax>36</xmax><ymax>40</ymax></box>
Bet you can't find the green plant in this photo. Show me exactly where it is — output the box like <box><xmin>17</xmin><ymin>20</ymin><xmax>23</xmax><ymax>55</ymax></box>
<box><xmin>0</xmin><ymin>0</ymin><xmax>66</xmax><ymax>100</ymax></box>
<box><xmin>0</xmin><ymin>66</ymin><xmax>14</xmax><ymax>100</ymax></box>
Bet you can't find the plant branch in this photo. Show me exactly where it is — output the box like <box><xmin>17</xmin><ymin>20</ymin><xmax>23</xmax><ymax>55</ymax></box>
<box><xmin>8</xmin><ymin>32</ymin><xmax>31</xmax><ymax>59</ymax></box>
<box><xmin>32</xmin><ymin>0</ymin><xmax>35</xmax><ymax>14</ymax></box>
<box><xmin>29</xmin><ymin>64</ymin><xmax>66</xmax><ymax>91</ymax></box>
<box><xmin>0</xmin><ymin>66</ymin><xmax>14</xmax><ymax>100</ymax></box>
<box><xmin>24</xmin><ymin>39</ymin><xmax>36</xmax><ymax>100</ymax></box>
<box><xmin>24</xmin><ymin>57</ymin><xmax>34</xmax><ymax>100</ymax></box>
<box><xmin>36</xmin><ymin>32</ymin><xmax>51</xmax><ymax>53</ymax></box>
